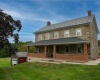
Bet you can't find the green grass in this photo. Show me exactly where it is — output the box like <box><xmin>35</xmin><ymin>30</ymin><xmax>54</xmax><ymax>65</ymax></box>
<box><xmin>0</xmin><ymin>58</ymin><xmax>100</xmax><ymax>80</ymax></box>
<box><xmin>0</xmin><ymin>58</ymin><xmax>10</xmax><ymax>68</ymax></box>
<box><xmin>98</xmin><ymin>46</ymin><xmax>100</xmax><ymax>53</ymax></box>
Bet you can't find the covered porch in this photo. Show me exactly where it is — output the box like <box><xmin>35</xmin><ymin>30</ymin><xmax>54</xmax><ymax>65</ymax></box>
<box><xmin>26</xmin><ymin>37</ymin><xmax>90</xmax><ymax>62</ymax></box>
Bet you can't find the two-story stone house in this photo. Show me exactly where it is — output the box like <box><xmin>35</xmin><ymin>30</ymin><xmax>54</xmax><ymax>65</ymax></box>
<box><xmin>26</xmin><ymin>10</ymin><xmax>99</xmax><ymax>62</ymax></box>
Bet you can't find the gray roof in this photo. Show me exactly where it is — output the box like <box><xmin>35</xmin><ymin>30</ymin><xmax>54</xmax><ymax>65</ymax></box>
<box><xmin>26</xmin><ymin>37</ymin><xmax>89</xmax><ymax>46</ymax></box>
<box><xmin>16</xmin><ymin>52</ymin><xmax>27</xmax><ymax>57</ymax></box>
<box><xmin>34</xmin><ymin>14</ymin><xmax>94</xmax><ymax>33</ymax></box>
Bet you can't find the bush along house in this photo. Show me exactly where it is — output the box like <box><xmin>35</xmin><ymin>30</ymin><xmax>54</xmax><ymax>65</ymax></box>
<box><xmin>26</xmin><ymin>10</ymin><xmax>99</xmax><ymax>62</ymax></box>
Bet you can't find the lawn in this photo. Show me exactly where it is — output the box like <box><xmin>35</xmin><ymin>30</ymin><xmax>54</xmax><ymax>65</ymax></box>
<box><xmin>0</xmin><ymin>58</ymin><xmax>10</xmax><ymax>68</ymax></box>
<box><xmin>0</xmin><ymin>58</ymin><xmax>100</xmax><ymax>80</ymax></box>
<box><xmin>98</xmin><ymin>46</ymin><xmax>100</xmax><ymax>53</ymax></box>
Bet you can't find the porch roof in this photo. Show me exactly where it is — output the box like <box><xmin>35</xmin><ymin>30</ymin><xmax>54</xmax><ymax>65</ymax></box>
<box><xmin>26</xmin><ymin>37</ymin><xmax>89</xmax><ymax>46</ymax></box>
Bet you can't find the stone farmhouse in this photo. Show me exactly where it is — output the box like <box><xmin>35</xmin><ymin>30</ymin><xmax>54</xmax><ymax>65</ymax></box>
<box><xmin>26</xmin><ymin>10</ymin><xmax>99</xmax><ymax>62</ymax></box>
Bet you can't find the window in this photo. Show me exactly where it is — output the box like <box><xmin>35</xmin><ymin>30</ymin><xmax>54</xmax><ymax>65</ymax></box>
<box><xmin>64</xmin><ymin>30</ymin><xmax>69</xmax><ymax>38</ymax></box>
<box><xmin>54</xmin><ymin>32</ymin><xmax>59</xmax><ymax>39</ymax></box>
<box><xmin>38</xmin><ymin>46</ymin><xmax>44</xmax><ymax>53</ymax></box>
<box><xmin>45</xmin><ymin>33</ymin><xmax>49</xmax><ymax>40</ymax></box>
<box><xmin>38</xmin><ymin>34</ymin><xmax>42</xmax><ymax>41</ymax></box>
<box><xmin>76</xmin><ymin>29</ymin><xmax>82</xmax><ymax>36</ymax></box>
<box><xmin>66</xmin><ymin>45</ymin><xmax>70</xmax><ymax>53</ymax></box>
<box><xmin>56</xmin><ymin>46</ymin><xmax>59</xmax><ymax>53</ymax></box>
<box><xmin>77</xmin><ymin>45</ymin><xmax>82</xmax><ymax>53</ymax></box>
<box><xmin>47</xmin><ymin>46</ymin><xmax>49</xmax><ymax>52</ymax></box>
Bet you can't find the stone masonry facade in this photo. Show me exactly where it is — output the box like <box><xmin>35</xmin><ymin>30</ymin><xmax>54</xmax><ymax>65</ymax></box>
<box><xmin>28</xmin><ymin>11</ymin><xmax>99</xmax><ymax>61</ymax></box>
<box><xmin>35</xmin><ymin>23</ymin><xmax>98</xmax><ymax>60</ymax></box>
<box><xmin>35</xmin><ymin>25</ymin><xmax>91</xmax><ymax>42</ymax></box>
<box><xmin>89</xmin><ymin>20</ymin><xmax>98</xmax><ymax>59</ymax></box>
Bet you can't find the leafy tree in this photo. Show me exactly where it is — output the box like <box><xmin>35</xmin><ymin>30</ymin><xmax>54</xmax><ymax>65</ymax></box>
<box><xmin>13</xmin><ymin>33</ymin><xmax>19</xmax><ymax>44</ymax></box>
<box><xmin>0</xmin><ymin>9</ymin><xmax>22</xmax><ymax>56</ymax></box>
<box><xmin>11</xmin><ymin>41</ymin><xmax>34</xmax><ymax>52</ymax></box>
<box><xmin>98</xmin><ymin>40</ymin><xmax>100</xmax><ymax>46</ymax></box>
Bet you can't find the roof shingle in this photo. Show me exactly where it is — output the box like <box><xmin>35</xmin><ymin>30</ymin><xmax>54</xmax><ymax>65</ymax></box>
<box><xmin>34</xmin><ymin>14</ymin><xmax>94</xmax><ymax>33</ymax></box>
<box><xmin>16</xmin><ymin>52</ymin><xmax>27</xmax><ymax>57</ymax></box>
<box><xmin>26</xmin><ymin>37</ymin><xmax>89</xmax><ymax>46</ymax></box>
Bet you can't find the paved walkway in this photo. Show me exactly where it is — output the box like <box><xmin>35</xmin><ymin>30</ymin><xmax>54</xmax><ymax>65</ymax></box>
<box><xmin>27</xmin><ymin>57</ymin><xmax>100</xmax><ymax>65</ymax></box>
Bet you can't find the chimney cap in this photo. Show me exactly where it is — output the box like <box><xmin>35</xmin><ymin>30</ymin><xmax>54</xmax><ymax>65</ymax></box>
<box><xmin>47</xmin><ymin>21</ymin><xmax>51</xmax><ymax>26</ymax></box>
<box><xmin>88</xmin><ymin>10</ymin><xmax>92</xmax><ymax>12</ymax></box>
<box><xmin>87</xmin><ymin>10</ymin><xmax>92</xmax><ymax>16</ymax></box>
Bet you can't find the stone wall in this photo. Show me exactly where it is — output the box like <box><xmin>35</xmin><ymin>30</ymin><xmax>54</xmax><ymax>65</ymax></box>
<box><xmin>89</xmin><ymin>21</ymin><xmax>98</xmax><ymax>59</ymax></box>
<box><xmin>35</xmin><ymin>25</ymin><xmax>91</xmax><ymax>42</ymax></box>
<box><xmin>34</xmin><ymin>23</ymin><xmax>98</xmax><ymax>60</ymax></box>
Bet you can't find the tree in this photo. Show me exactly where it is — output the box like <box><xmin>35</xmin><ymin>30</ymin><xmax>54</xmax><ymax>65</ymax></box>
<box><xmin>98</xmin><ymin>40</ymin><xmax>100</xmax><ymax>46</ymax></box>
<box><xmin>0</xmin><ymin>9</ymin><xmax>22</xmax><ymax>55</ymax></box>
<box><xmin>13</xmin><ymin>33</ymin><xmax>19</xmax><ymax>44</ymax></box>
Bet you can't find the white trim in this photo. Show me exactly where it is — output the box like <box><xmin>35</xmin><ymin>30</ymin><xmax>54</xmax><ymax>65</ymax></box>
<box><xmin>38</xmin><ymin>34</ymin><xmax>42</xmax><ymax>41</ymax></box>
<box><xmin>76</xmin><ymin>28</ymin><xmax>82</xmax><ymax>36</ymax></box>
<box><xmin>64</xmin><ymin>30</ymin><xmax>69</xmax><ymax>38</ymax></box>
<box><xmin>45</xmin><ymin>33</ymin><xmax>49</xmax><ymax>40</ymax></box>
<box><xmin>54</xmin><ymin>31</ymin><xmax>59</xmax><ymax>39</ymax></box>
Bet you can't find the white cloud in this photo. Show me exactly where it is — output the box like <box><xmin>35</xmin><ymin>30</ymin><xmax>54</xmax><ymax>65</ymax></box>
<box><xmin>94</xmin><ymin>10</ymin><xmax>100</xmax><ymax>40</ymax></box>
<box><xmin>9</xmin><ymin>35</ymin><xmax>35</xmax><ymax>43</ymax></box>
<box><xmin>4</xmin><ymin>10</ymin><xmax>22</xmax><ymax>18</ymax></box>
<box><xmin>2</xmin><ymin>0</ymin><xmax>100</xmax><ymax>43</ymax></box>
<box><xmin>3</xmin><ymin>9</ymin><xmax>69</xmax><ymax>24</ymax></box>
<box><xmin>8</xmin><ymin>37</ymin><xmax>14</xmax><ymax>43</ymax></box>
<box><xmin>0</xmin><ymin>1</ymin><xmax>69</xmax><ymax>23</ymax></box>
<box><xmin>95</xmin><ymin>0</ymin><xmax>100</xmax><ymax>4</ymax></box>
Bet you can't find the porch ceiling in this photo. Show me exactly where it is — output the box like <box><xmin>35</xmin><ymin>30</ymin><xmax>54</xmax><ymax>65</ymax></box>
<box><xmin>26</xmin><ymin>37</ymin><xmax>89</xmax><ymax>46</ymax></box>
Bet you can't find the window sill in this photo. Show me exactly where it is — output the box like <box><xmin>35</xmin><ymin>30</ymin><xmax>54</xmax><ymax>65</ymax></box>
<box><xmin>75</xmin><ymin>35</ymin><xmax>82</xmax><ymax>37</ymax></box>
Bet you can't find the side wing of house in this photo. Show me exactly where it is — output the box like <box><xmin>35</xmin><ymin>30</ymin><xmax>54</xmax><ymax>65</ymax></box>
<box><xmin>89</xmin><ymin>16</ymin><xmax>99</xmax><ymax>59</ymax></box>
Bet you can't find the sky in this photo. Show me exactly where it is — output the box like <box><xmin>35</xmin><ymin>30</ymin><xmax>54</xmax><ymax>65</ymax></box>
<box><xmin>0</xmin><ymin>0</ymin><xmax>100</xmax><ymax>42</ymax></box>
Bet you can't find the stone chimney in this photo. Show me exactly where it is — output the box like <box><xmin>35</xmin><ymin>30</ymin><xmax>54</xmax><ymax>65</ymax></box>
<box><xmin>88</xmin><ymin>10</ymin><xmax>92</xmax><ymax>16</ymax></box>
<box><xmin>47</xmin><ymin>21</ymin><xmax>51</xmax><ymax>26</ymax></box>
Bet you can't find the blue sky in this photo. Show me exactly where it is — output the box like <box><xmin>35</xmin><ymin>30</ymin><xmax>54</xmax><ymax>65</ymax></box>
<box><xmin>0</xmin><ymin>0</ymin><xmax>100</xmax><ymax>42</ymax></box>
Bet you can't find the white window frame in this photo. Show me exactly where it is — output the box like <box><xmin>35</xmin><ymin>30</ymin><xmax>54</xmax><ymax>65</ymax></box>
<box><xmin>64</xmin><ymin>30</ymin><xmax>69</xmax><ymax>38</ymax></box>
<box><xmin>76</xmin><ymin>28</ymin><xmax>82</xmax><ymax>36</ymax></box>
<box><xmin>45</xmin><ymin>33</ymin><xmax>49</xmax><ymax>40</ymax></box>
<box><xmin>54</xmin><ymin>32</ymin><xmax>59</xmax><ymax>39</ymax></box>
<box><xmin>38</xmin><ymin>34</ymin><xmax>42</xmax><ymax>41</ymax></box>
